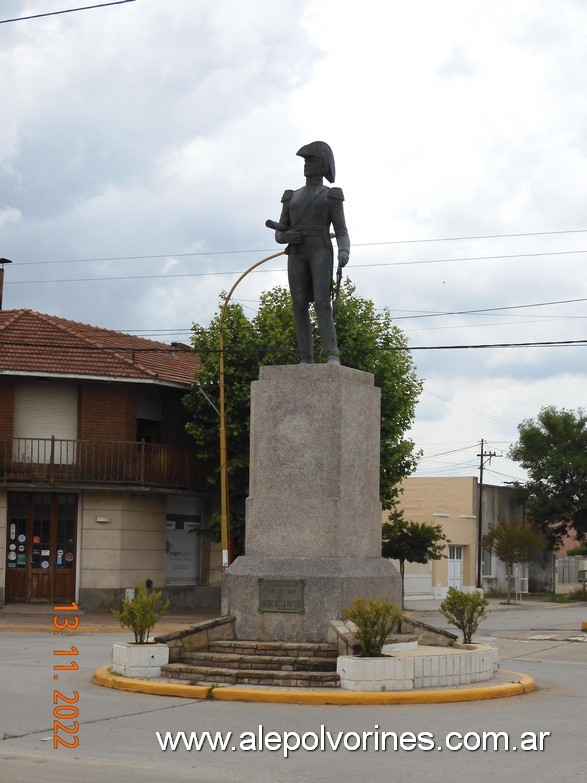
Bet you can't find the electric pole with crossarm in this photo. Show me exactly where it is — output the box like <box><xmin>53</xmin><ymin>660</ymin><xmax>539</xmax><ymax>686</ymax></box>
<box><xmin>477</xmin><ymin>439</ymin><xmax>498</xmax><ymax>588</ymax></box>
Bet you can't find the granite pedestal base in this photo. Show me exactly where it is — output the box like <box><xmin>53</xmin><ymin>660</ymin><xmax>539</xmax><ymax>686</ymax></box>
<box><xmin>221</xmin><ymin>555</ymin><xmax>400</xmax><ymax>642</ymax></box>
<box><xmin>221</xmin><ymin>364</ymin><xmax>401</xmax><ymax>643</ymax></box>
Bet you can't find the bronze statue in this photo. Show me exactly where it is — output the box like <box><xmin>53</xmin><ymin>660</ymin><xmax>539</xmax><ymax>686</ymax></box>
<box><xmin>266</xmin><ymin>141</ymin><xmax>350</xmax><ymax>365</ymax></box>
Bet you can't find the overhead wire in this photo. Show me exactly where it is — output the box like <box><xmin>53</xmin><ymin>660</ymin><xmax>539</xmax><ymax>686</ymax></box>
<box><xmin>9</xmin><ymin>247</ymin><xmax>587</xmax><ymax>277</ymax></box>
<box><xmin>1</xmin><ymin>337</ymin><xmax>587</xmax><ymax>353</ymax></box>
<box><xmin>0</xmin><ymin>1</ymin><xmax>136</xmax><ymax>24</ymax></box>
<box><xmin>11</xmin><ymin>226</ymin><xmax>587</xmax><ymax>265</ymax></box>
<box><xmin>6</xmin><ymin>250</ymin><xmax>587</xmax><ymax>288</ymax></box>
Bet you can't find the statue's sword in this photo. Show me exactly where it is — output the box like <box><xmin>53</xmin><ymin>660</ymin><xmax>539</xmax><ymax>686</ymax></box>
<box><xmin>332</xmin><ymin>258</ymin><xmax>343</xmax><ymax>320</ymax></box>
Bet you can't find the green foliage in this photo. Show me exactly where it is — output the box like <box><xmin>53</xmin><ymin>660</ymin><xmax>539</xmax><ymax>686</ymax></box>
<box><xmin>111</xmin><ymin>585</ymin><xmax>169</xmax><ymax>644</ymax></box>
<box><xmin>343</xmin><ymin>597</ymin><xmax>403</xmax><ymax>657</ymax></box>
<box><xmin>183</xmin><ymin>280</ymin><xmax>423</xmax><ymax>553</ymax></box>
<box><xmin>509</xmin><ymin>406</ymin><xmax>587</xmax><ymax>544</ymax></box>
<box><xmin>334</xmin><ymin>281</ymin><xmax>423</xmax><ymax>508</ymax></box>
<box><xmin>482</xmin><ymin>516</ymin><xmax>544</xmax><ymax>603</ymax></box>
<box><xmin>548</xmin><ymin>587</ymin><xmax>587</xmax><ymax>602</ymax></box>
<box><xmin>567</xmin><ymin>544</ymin><xmax>587</xmax><ymax>556</ymax></box>
<box><xmin>183</xmin><ymin>296</ymin><xmax>263</xmax><ymax>550</ymax></box>
<box><xmin>439</xmin><ymin>587</ymin><xmax>489</xmax><ymax>644</ymax></box>
<box><xmin>382</xmin><ymin>509</ymin><xmax>448</xmax><ymax>608</ymax></box>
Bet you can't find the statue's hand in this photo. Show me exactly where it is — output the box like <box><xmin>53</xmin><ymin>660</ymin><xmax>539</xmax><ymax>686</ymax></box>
<box><xmin>338</xmin><ymin>250</ymin><xmax>349</xmax><ymax>267</ymax></box>
<box><xmin>279</xmin><ymin>229</ymin><xmax>302</xmax><ymax>244</ymax></box>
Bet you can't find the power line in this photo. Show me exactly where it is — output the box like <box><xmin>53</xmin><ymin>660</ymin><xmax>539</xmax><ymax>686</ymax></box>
<box><xmin>12</xmin><ymin>227</ymin><xmax>587</xmax><ymax>265</ymax></box>
<box><xmin>7</xmin><ymin>248</ymin><xmax>587</xmax><ymax>286</ymax></box>
<box><xmin>418</xmin><ymin>443</ymin><xmax>480</xmax><ymax>460</ymax></box>
<box><xmin>2</xmin><ymin>337</ymin><xmax>587</xmax><ymax>353</ymax></box>
<box><xmin>5</xmin><ymin>245</ymin><xmax>587</xmax><ymax>285</ymax></box>
<box><xmin>362</xmin><ymin>248</ymin><xmax>587</xmax><ymax>268</ymax></box>
<box><xmin>393</xmin><ymin>296</ymin><xmax>587</xmax><ymax>321</ymax></box>
<box><xmin>0</xmin><ymin>1</ymin><xmax>136</xmax><ymax>24</ymax></box>
<box><xmin>359</xmin><ymin>228</ymin><xmax>587</xmax><ymax>246</ymax></box>
<box><xmin>408</xmin><ymin>338</ymin><xmax>587</xmax><ymax>350</ymax></box>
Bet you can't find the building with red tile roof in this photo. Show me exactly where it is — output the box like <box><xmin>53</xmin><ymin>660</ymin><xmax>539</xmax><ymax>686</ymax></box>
<box><xmin>0</xmin><ymin>308</ymin><xmax>220</xmax><ymax>612</ymax></box>
<box><xmin>0</xmin><ymin>308</ymin><xmax>199</xmax><ymax>386</ymax></box>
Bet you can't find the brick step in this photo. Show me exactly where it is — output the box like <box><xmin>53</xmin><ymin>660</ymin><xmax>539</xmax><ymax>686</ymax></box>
<box><xmin>207</xmin><ymin>640</ymin><xmax>338</xmax><ymax>659</ymax></box>
<box><xmin>162</xmin><ymin>663</ymin><xmax>340</xmax><ymax>689</ymax></box>
<box><xmin>181</xmin><ymin>651</ymin><xmax>337</xmax><ymax>672</ymax></box>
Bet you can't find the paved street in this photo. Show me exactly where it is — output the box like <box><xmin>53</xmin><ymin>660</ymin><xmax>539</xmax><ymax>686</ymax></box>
<box><xmin>0</xmin><ymin>601</ymin><xmax>585</xmax><ymax>782</ymax></box>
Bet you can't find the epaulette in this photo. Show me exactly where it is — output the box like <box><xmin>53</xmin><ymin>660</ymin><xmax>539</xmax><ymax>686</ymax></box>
<box><xmin>328</xmin><ymin>187</ymin><xmax>344</xmax><ymax>200</ymax></box>
<box><xmin>281</xmin><ymin>189</ymin><xmax>294</xmax><ymax>202</ymax></box>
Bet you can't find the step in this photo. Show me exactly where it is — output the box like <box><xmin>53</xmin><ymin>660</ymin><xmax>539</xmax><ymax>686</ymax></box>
<box><xmin>162</xmin><ymin>663</ymin><xmax>340</xmax><ymax>689</ymax></box>
<box><xmin>181</xmin><ymin>651</ymin><xmax>337</xmax><ymax>672</ymax></box>
<box><xmin>207</xmin><ymin>640</ymin><xmax>338</xmax><ymax>659</ymax></box>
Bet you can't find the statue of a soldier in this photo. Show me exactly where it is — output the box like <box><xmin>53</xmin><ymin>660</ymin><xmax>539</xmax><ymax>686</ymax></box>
<box><xmin>266</xmin><ymin>141</ymin><xmax>350</xmax><ymax>365</ymax></box>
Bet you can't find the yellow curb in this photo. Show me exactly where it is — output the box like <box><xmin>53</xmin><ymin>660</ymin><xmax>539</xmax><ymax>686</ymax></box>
<box><xmin>92</xmin><ymin>666</ymin><xmax>535</xmax><ymax>705</ymax></box>
<box><xmin>93</xmin><ymin>666</ymin><xmax>211</xmax><ymax>699</ymax></box>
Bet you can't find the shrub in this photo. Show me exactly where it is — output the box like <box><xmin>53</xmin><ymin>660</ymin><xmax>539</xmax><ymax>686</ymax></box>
<box><xmin>112</xmin><ymin>584</ymin><xmax>170</xmax><ymax>644</ymax></box>
<box><xmin>343</xmin><ymin>597</ymin><xmax>403</xmax><ymax>657</ymax></box>
<box><xmin>439</xmin><ymin>587</ymin><xmax>488</xmax><ymax>644</ymax></box>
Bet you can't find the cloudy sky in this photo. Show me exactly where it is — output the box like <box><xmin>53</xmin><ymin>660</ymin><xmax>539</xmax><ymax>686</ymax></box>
<box><xmin>2</xmin><ymin>0</ymin><xmax>587</xmax><ymax>485</ymax></box>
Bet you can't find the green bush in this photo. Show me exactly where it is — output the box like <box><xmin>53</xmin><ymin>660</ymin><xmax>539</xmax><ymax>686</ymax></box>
<box><xmin>343</xmin><ymin>597</ymin><xmax>403</xmax><ymax>657</ymax></box>
<box><xmin>439</xmin><ymin>587</ymin><xmax>489</xmax><ymax>644</ymax></box>
<box><xmin>112</xmin><ymin>584</ymin><xmax>169</xmax><ymax>644</ymax></box>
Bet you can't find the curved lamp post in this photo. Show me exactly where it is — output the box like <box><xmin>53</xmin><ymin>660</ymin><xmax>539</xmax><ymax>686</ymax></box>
<box><xmin>218</xmin><ymin>250</ymin><xmax>285</xmax><ymax>569</ymax></box>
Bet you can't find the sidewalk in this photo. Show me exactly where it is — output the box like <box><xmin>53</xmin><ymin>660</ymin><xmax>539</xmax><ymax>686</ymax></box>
<box><xmin>404</xmin><ymin>597</ymin><xmax>563</xmax><ymax>612</ymax></box>
<box><xmin>0</xmin><ymin>604</ymin><xmax>218</xmax><ymax>632</ymax></box>
<box><xmin>0</xmin><ymin>595</ymin><xmax>571</xmax><ymax>632</ymax></box>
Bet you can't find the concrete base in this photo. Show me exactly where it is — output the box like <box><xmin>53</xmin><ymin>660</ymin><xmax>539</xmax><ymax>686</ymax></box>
<box><xmin>222</xmin><ymin>555</ymin><xmax>401</xmax><ymax>643</ymax></box>
<box><xmin>111</xmin><ymin>642</ymin><xmax>169</xmax><ymax>678</ymax></box>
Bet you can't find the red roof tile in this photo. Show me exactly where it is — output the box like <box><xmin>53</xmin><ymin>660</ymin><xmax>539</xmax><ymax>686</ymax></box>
<box><xmin>0</xmin><ymin>309</ymin><xmax>199</xmax><ymax>387</ymax></box>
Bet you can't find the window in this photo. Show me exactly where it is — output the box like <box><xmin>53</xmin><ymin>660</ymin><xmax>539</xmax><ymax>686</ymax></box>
<box><xmin>482</xmin><ymin>547</ymin><xmax>492</xmax><ymax>576</ymax></box>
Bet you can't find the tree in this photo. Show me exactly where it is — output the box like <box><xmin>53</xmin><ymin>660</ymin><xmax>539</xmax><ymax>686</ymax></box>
<box><xmin>439</xmin><ymin>588</ymin><xmax>488</xmax><ymax>644</ymax></box>
<box><xmin>509</xmin><ymin>406</ymin><xmax>587</xmax><ymax>544</ymax></box>
<box><xmin>342</xmin><ymin>597</ymin><xmax>403</xmax><ymax>657</ymax></box>
<box><xmin>482</xmin><ymin>516</ymin><xmax>544</xmax><ymax>603</ymax></box>
<box><xmin>111</xmin><ymin>584</ymin><xmax>169</xmax><ymax>644</ymax></box>
<box><xmin>184</xmin><ymin>280</ymin><xmax>423</xmax><ymax>554</ymax></box>
<box><xmin>381</xmin><ymin>510</ymin><xmax>448</xmax><ymax>609</ymax></box>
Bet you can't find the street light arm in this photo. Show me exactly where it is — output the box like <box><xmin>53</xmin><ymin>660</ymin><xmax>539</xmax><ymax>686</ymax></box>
<box><xmin>218</xmin><ymin>250</ymin><xmax>285</xmax><ymax>568</ymax></box>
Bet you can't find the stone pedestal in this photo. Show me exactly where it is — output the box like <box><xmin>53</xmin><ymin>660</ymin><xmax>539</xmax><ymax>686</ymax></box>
<box><xmin>221</xmin><ymin>364</ymin><xmax>401</xmax><ymax>642</ymax></box>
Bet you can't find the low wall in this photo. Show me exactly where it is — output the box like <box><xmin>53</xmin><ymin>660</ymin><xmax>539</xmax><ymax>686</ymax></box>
<box><xmin>338</xmin><ymin>644</ymin><xmax>498</xmax><ymax>692</ymax></box>
<box><xmin>155</xmin><ymin>616</ymin><xmax>235</xmax><ymax>662</ymax></box>
<box><xmin>328</xmin><ymin>616</ymin><xmax>457</xmax><ymax>656</ymax></box>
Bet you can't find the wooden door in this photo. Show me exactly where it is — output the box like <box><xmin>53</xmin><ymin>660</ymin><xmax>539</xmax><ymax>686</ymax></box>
<box><xmin>5</xmin><ymin>492</ymin><xmax>77</xmax><ymax>604</ymax></box>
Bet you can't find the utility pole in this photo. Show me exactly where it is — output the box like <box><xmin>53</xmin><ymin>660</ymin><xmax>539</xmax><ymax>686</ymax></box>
<box><xmin>477</xmin><ymin>439</ymin><xmax>497</xmax><ymax>588</ymax></box>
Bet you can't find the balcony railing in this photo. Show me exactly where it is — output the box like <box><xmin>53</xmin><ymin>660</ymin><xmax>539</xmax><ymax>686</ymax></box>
<box><xmin>1</xmin><ymin>437</ymin><xmax>212</xmax><ymax>491</ymax></box>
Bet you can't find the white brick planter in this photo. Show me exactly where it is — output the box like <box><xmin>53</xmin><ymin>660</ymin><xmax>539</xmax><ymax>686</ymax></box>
<box><xmin>111</xmin><ymin>643</ymin><xmax>169</xmax><ymax>679</ymax></box>
<box><xmin>337</xmin><ymin>644</ymin><xmax>498</xmax><ymax>691</ymax></box>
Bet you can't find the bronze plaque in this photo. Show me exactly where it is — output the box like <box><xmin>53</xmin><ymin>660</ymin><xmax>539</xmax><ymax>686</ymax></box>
<box><xmin>258</xmin><ymin>579</ymin><xmax>304</xmax><ymax>613</ymax></box>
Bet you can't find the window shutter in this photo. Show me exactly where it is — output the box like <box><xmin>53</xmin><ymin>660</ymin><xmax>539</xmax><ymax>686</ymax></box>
<box><xmin>13</xmin><ymin>382</ymin><xmax>78</xmax><ymax>463</ymax></box>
